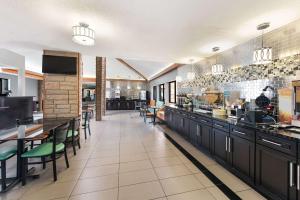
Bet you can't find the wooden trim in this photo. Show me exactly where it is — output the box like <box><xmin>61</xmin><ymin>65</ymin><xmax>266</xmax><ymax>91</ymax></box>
<box><xmin>83</xmin><ymin>77</ymin><xmax>96</xmax><ymax>83</ymax></box>
<box><xmin>0</xmin><ymin>68</ymin><xmax>44</xmax><ymax>80</ymax></box>
<box><xmin>149</xmin><ymin>63</ymin><xmax>184</xmax><ymax>81</ymax></box>
<box><xmin>43</xmin><ymin>50</ymin><xmax>79</xmax><ymax>58</ymax></box>
<box><xmin>106</xmin><ymin>78</ymin><xmax>147</xmax><ymax>82</ymax></box>
<box><xmin>115</xmin><ymin>58</ymin><xmax>147</xmax><ymax>81</ymax></box>
<box><xmin>25</xmin><ymin>70</ymin><xmax>44</xmax><ymax>80</ymax></box>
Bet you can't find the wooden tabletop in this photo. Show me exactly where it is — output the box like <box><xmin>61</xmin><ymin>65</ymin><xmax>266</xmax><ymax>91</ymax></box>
<box><xmin>0</xmin><ymin>117</ymin><xmax>76</xmax><ymax>142</ymax></box>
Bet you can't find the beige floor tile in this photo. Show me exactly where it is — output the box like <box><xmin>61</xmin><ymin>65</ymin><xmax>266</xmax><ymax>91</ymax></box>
<box><xmin>207</xmin><ymin>186</ymin><xmax>230</xmax><ymax>200</ymax></box>
<box><xmin>148</xmin><ymin>150</ymin><xmax>178</xmax><ymax>159</ymax></box>
<box><xmin>0</xmin><ymin>187</ymin><xmax>29</xmax><ymax>200</ymax></box>
<box><xmin>184</xmin><ymin>162</ymin><xmax>200</xmax><ymax>173</ymax></box>
<box><xmin>160</xmin><ymin>174</ymin><xmax>204</xmax><ymax>196</ymax></box>
<box><xmin>194</xmin><ymin>172</ymin><xmax>215</xmax><ymax>188</ymax></box>
<box><xmin>80</xmin><ymin>164</ymin><xmax>119</xmax><ymax>179</ymax></box>
<box><xmin>151</xmin><ymin>157</ymin><xmax>182</xmax><ymax>167</ymax></box>
<box><xmin>119</xmin><ymin>160</ymin><xmax>153</xmax><ymax>173</ymax></box>
<box><xmin>119</xmin><ymin>168</ymin><xmax>158</xmax><ymax>186</ymax></box>
<box><xmin>20</xmin><ymin>181</ymin><xmax>76</xmax><ymax>200</ymax></box>
<box><xmin>119</xmin><ymin>181</ymin><xmax>165</xmax><ymax>200</ymax></box>
<box><xmin>69</xmin><ymin>188</ymin><xmax>118</xmax><ymax>200</ymax></box>
<box><xmin>207</xmin><ymin>165</ymin><xmax>250</xmax><ymax>192</ymax></box>
<box><xmin>120</xmin><ymin>152</ymin><xmax>149</xmax><ymax>162</ymax></box>
<box><xmin>86</xmin><ymin>157</ymin><xmax>119</xmax><ymax>167</ymax></box>
<box><xmin>72</xmin><ymin>174</ymin><xmax>118</xmax><ymax>195</ymax></box>
<box><xmin>166</xmin><ymin>189</ymin><xmax>216</xmax><ymax>200</ymax></box>
<box><xmin>237</xmin><ymin>189</ymin><xmax>267</xmax><ymax>200</ymax></box>
<box><xmin>155</xmin><ymin>164</ymin><xmax>191</xmax><ymax>179</ymax></box>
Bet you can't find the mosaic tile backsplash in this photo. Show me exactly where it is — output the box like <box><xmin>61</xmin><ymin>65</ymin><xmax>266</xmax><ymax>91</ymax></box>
<box><xmin>178</xmin><ymin>54</ymin><xmax>300</xmax><ymax>101</ymax></box>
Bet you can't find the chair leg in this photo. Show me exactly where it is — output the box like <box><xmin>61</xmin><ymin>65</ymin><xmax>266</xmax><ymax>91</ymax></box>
<box><xmin>42</xmin><ymin>157</ymin><xmax>46</xmax><ymax>169</ymax></box>
<box><xmin>88</xmin><ymin>125</ymin><xmax>91</xmax><ymax>136</ymax></box>
<box><xmin>52</xmin><ymin>154</ymin><xmax>57</xmax><ymax>181</ymax></box>
<box><xmin>84</xmin><ymin>127</ymin><xmax>87</xmax><ymax>140</ymax></box>
<box><xmin>1</xmin><ymin>161</ymin><xmax>6</xmax><ymax>191</ymax></box>
<box><xmin>77</xmin><ymin>138</ymin><xmax>81</xmax><ymax>149</ymax></box>
<box><xmin>30</xmin><ymin>141</ymin><xmax>34</xmax><ymax>149</ymax></box>
<box><xmin>21</xmin><ymin>158</ymin><xmax>27</xmax><ymax>186</ymax></box>
<box><xmin>72</xmin><ymin>139</ymin><xmax>77</xmax><ymax>156</ymax></box>
<box><xmin>64</xmin><ymin>148</ymin><xmax>69</xmax><ymax>168</ymax></box>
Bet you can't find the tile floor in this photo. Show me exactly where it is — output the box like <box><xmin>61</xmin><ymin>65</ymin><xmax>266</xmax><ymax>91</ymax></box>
<box><xmin>0</xmin><ymin>111</ymin><xmax>266</xmax><ymax>200</ymax></box>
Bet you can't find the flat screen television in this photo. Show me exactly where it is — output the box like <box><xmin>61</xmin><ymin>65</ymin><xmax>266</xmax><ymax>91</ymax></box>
<box><xmin>42</xmin><ymin>55</ymin><xmax>77</xmax><ymax>75</ymax></box>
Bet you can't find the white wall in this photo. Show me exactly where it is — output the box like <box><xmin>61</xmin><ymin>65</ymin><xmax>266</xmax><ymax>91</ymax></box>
<box><xmin>148</xmin><ymin>69</ymin><xmax>177</xmax><ymax>104</ymax></box>
<box><xmin>0</xmin><ymin>73</ymin><xmax>38</xmax><ymax>100</ymax></box>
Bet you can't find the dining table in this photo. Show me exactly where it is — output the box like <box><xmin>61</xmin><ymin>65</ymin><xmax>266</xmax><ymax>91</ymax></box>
<box><xmin>148</xmin><ymin>106</ymin><xmax>158</xmax><ymax>125</ymax></box>
<box><xmin>0</xmin><ymin>117</ymin><xmax>76</xmax><ymax>191</ymax></box>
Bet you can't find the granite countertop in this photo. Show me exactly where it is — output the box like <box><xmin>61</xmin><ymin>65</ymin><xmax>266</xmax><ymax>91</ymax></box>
<box><xmin>166</xmin><ymin>105</ymin><xmax>300</xmax><ymax>141</ymax></box>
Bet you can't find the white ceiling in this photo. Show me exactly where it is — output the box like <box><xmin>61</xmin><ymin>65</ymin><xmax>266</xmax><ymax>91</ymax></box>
<box><xmin>1</xmin><ymin>0</ymin><xmax>300</xmax><ymax>76</ymax></box>
<box><xmin>123</xmin><ymin>59</ymin><xmax>170</xmax><ymax>79</ymax></box>
<box><xmin>82</xmin><ymin>56</ymin><xmax>147</xmax><ymax>80</ymax></box>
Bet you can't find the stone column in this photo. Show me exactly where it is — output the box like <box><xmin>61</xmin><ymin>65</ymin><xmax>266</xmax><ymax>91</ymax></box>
<box><xmin>96</xmin><ymin>57</ymin><xmax>106</xmax><ymax>121</ymax></box>
<box><xmin>43</xmin><ymin>50</ymin><xmax>82</xmax><ymax>118</ymax></box>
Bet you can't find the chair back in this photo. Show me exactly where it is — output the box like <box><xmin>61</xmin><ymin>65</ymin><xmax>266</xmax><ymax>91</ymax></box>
<box><xmin>53</xmin><ymin>122</ymin><xmax>70</xmax><ymax>145</ymax></box>
<box><xmin>149</xmin><ymin>100</ymin><xmax>156</xmax><ymax>107</ymax></box>
<box><xmin>72</xmin><ymin>116</ymin><xmax>81</xmax><ymax>132</ymax></box>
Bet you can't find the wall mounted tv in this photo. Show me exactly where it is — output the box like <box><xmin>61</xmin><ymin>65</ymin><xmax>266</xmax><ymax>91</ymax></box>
<box><xmin>42</xmin><ymin>55</ymin><xmax>77</xmax><ymax>75</ymax></box>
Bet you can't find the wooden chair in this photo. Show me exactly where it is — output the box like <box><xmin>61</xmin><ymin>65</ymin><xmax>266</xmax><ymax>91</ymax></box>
<box><xmin>21</xmin><ymin>122</ymin><xmax>70</xmax><ymax>185</ymax></box>
<box><xmin>144</xmin><ymin>106</ymin><xmax>155</xmax><ymax>123</ymax></box>
<box><xmin>82</xmin><ymin>111</ymin><xmax>91</xmax><ymax>139</ymax></box>
<box><xmin>0</xmin><ymin>145</ymin><xmax>17</xmax><ymax>192</ymax></box>
<box><xmin>66</xmin><ymin>117</ymin><xmax>81</xmax><ymax>155</ymax></box>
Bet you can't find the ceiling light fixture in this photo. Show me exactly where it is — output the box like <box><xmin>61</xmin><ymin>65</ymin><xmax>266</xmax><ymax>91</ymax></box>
<box><xmin>72</xmin><ymin>22</ymin><xmax>95</xmax><ymax>46</ymax></box>
<box><xmin>187</xmin><ymin>59</ymin><xmax>195</xmax><ymax>80</ymax></box>
<box><xmin>253</xmin><ymin>22</ymin><xmax>272</xmax><ymax>65</ymax></box>
<box><xmin>211</xmin><ymin>47</ymin><xmax>223</xmax><ymax>75</ymax></box>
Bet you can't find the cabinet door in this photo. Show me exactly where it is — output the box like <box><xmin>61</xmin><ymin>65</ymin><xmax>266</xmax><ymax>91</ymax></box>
<box><xmin>230</xmin><ymin>135</ymin><xmax>254</xmax><ymax>181</ymax></box>
<box><xmin>256</xmin><ymin>144</ymin><xmax>296</xmax><ymax>200</ymax></box>
<box><xmin>200</xmin><ymin>124</ymin><xmax>212</xmax><ymax>153</ymax></box>
<box><xmin>189</xmin><ymin>120</ymin><xmax>201</xmax><ymax>147</ymax></box>
<box><xmin>182</xmin><ymin>117</ymin><xmax>190</xmax><ymax>140</ymax></box>
<box><xmin>212</xmin><ymin>128</ymin><xmax>229</xmax><ymax>165</ymax></box>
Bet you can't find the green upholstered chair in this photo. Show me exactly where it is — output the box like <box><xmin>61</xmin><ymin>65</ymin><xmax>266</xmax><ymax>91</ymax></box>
<box><xmin>21</xmin><ymin>122</ymin><xmax>70</xmax><ymax>185</ymax></box>
<box><xmin>66</xmin><ymin>117</ymin><xmax>81</xmax><ymax>155</ymax></box>
<box><xmin>0</xmin><ymin>145</ymin><xmax>17</xmax><ymax>192</ymax></box>
<box><xmin>82</xmin><ymin>111</ymin><xmax>91</xmax><ymax>139</ymax></box>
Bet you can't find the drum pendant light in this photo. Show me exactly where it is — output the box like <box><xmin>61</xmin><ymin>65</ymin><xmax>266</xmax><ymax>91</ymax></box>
<box><xmin>72</xmin><ymin>22</ymin><xmax>95</xmax><ymax>46</ymax></box>
<box><xmin>253</xmin><ymin>22</ymin><xmax>272</xmax><ymax>65</ymax></box>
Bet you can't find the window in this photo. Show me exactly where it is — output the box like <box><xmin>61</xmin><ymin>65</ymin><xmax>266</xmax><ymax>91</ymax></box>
<box><xmin>159</xmin><ymin>84</ymin><xmax>164</xmax><ymax>102</ymax></box>
<box><xmin>169</xmin><ymin>81</ymin><xmax>176</xmax><ymax>103</ymax></box>
<box><xmin>153</xmin><ymin>86</ymin><xmax>157</xmax><ymax>100</ymax></box>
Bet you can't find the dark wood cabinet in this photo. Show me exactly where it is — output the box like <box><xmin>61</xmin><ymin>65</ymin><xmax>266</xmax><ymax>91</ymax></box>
<box><xmin>165</xmin><ymin>106</ymin><xmax>300</xmax><ymax>200</ymax></box>
<box><xmin>189</xmin><ymin>119</ymin><xmax>201</xmax><ymax>147</ymax></box>
<box><xmin>256</xmin><ymin>144</ymin><xmax>296</xmax><ymax>200</ymax></box>
<box><xmin>212</xmin><ymin>128</ymin><xmax>230</xmax><ymax>165</ymax></box>
<box><xmin>230</xmin><ymin>134</ymin><xmax>255</xmax><ymax>182</ymax></box>
<box><xmin>200</xmin><ymin>124</ymin><xmax>212</xmax><ymax>153</ymax></box>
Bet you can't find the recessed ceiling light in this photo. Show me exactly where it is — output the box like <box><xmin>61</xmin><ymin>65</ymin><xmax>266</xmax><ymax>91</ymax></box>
<box><xmin>72</xmin><ymin>22</ymin><xmax>95</xmax><ymax>46</ymax></box>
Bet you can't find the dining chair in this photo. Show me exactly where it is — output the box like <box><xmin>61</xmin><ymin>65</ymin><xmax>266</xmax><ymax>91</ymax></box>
<box><xmin>21</xmin><ymin>122</ymin><xmax>70</xmax><ymax>185</ymax></box>
<box><xmin>66</xmin><ymin>117</ymin><xmax>81</xmax><ymax>155</ymax></box>
<box><xmin>144</xmin><ymin>106</ymin><xmax>155</xmax><ymax>123</ymax></box>
<box><xmin>82</xmin><ymin>111</ymin><xmax>91</xmax><ymax>139</ymax></box>
<box><xmin>0</xmin><ymin>145</ymin><xmax>17</xmax><ymax>192</ymax></box>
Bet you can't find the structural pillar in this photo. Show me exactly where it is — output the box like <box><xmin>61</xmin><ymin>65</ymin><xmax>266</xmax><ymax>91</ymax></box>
<box><xmin>96</xmin><ymin>57</ymin><xmax>106</xmax><ymax>121</ymax></box>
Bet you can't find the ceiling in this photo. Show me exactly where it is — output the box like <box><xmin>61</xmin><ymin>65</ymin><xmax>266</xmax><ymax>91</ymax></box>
<box><xmin>1</xmin><ymin>0</ymin><xmax>300</xmax><ymax>77</ymax></box>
